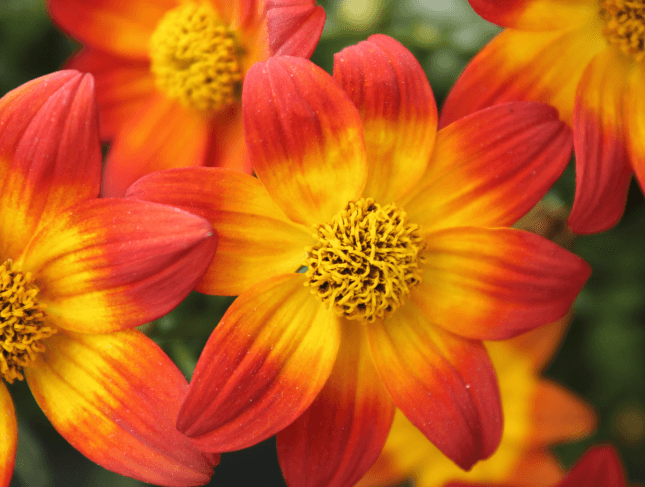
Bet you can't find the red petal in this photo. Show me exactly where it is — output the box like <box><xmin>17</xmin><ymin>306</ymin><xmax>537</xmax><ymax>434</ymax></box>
<box><xmin>243</xmin><ymin>56</ymin><xmax>367</xmax><ymax>226</ymax></box>
<box><xmin>101</xmin><ymin>94</ymin><xmax>210</xmax><ymax>197</ymax></box>
<box><xmin>569</xmin><ymin>49</ymin><xmax>634</xmax><ymax>234</ymax></box>
<box><xmin>558</xmin><ymin>446</ymin><xmax>627</xmax><ymax>487</ymax></box>
<box><xmin>204</xmin><ymin>107</ymin><xmax>252</xmax><ymax>173</ymax></box>
<box><xmin>367</xmin><ymin>305</ymin><xmax>502</xmax><ymax>470</ymax></box>
<box><xmin>19</xmin><ymin>198</ymin><xmax>216</xmax><ymax>333</ymax></box>
<box><xmin>0</xmin><ymin>383</ymin><xmax>16</xmax><ymax>487</ymax></box>
<box><xmin>266</xmin><ymin>0</ymin><xmax>326</xmax><ymax>58</ymax></box>
<box><xmin>25</xmin><ymin>330</ymin><xmax>213</xmax><ymax>486</ymax></box>
<box><xmin>66</xmin><ymin>48</ymin><xmax>155</xmax><ymax>141</ymax></box>
<box><xmin>177</xmin><ymin>274</ymin><xmax>341</xmax><ymax>451</ymax></box>
<box><xmin>333</xmin><ymin>34</ymin><xmax>437</xmax><ymax>202</ymax></box>
<box><xmin>413</xmin><ymin>227</ymin><xmax>590</xmax><ymax>340</ymax></box>
<box><xmin>277</xmin><ymin>323</ymin><xmax>395</xmax><ymax>487</ymax></box>
<box><xmin>404</xmin><ymin>102</ymin><xmax>572</xmax><ymax>232</ymax></box>
<box><xmin>126</xmin><ymin>167</ymin><xmax>313</xmax><ymax>296</ymax></box>
<box><xmin>0</xmin><ymin>70</ymin><xmax>101</xmax><ymax>259</ymax></box>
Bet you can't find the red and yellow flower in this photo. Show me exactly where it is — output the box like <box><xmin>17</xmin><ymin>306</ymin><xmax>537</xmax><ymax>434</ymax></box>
<box><xmin>47</xmin><ymin>0</ymin><xmax>326</xmax><ymax>197</ymax></box>
<box><xmin>0</xmin><ymin>71</ymin><xmax>219</xmax><ymax>486</ymax></box>
<box><xmin>355</xmin><ymin>320</ymin><xmax>596</xmax><ymax>487</ymax></box>
<box><xmin>441</xmin><ymin>0</ymin><xmax>645</xmax><ymax>234</ymax></box>
<box><xmin>126</xmin><ymin>35</ymin><xmax>591</xmax><ymax>487</ymax></box>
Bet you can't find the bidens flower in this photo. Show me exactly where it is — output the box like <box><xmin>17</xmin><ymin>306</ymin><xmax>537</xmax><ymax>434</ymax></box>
<box><xmin>47</xmin><ymin>0</ymin><xmax>326</xmax><ymax>197</ymax></box>
<box><xmin>126</xmin><ymin>35</ymin><xmax>591</xmax><ymax>487</ymax></box>
<box><xmin>0</xmin><ymin>71</ymin><xmax>218</xmax><ymax>487</ymax></box>
<box><xmin>356</xmin><ymin>321</ymin><xmax>596</xmax><ymax>487</ymax></box>
<box><xmin>441</xmin><ymin>0</ymin><xmax>645</xmax><ymax>234</ymax></box>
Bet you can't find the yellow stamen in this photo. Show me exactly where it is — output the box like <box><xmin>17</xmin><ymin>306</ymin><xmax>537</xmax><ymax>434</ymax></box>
<box><xmin>149</xmin><ymin>2</ymin><xmax>243</xmax><ymax>113</ymax></box>
<box><xmin>0</xmin><ymin>260</ymin><xmax>55</xmax><ymax>383</ymax></box>
<box><xmin>600</xmin><ymin>0</ymin><xmax>645</xmax><ymax>61</ymax></box>
<box><xmin>305</xmin><ymin>198</ymin><xmax>425</xmax><ymax>323</ymax></box>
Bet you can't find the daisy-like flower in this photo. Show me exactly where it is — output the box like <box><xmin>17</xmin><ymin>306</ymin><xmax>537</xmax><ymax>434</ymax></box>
<box><xmin>440</xmin><ymin>0</ymin><xmax>645</xmax><ymax>234</ymax></box>
<box><xmin>0</xmin><ymin>71</ymin><xmax>219</xmax><ymax>487</ymax></box>
<box><xmin>126</xmin><ymin>35</ymin><xmax>591</xmax><ymax>487</ymax></box>
<box><xmin>47</xmin><ymin>0</ymin><xmax>325</xmax><ymax>197</ymax></box>
<box><xmin>355</xmin><ymin>320</ymin><xmax>596</xmax><ymax>487</ymax></box>
<box><xmin>446</xmin><ymin>444</ymin><xmax>629</xmax><ymax>487</ymax></box>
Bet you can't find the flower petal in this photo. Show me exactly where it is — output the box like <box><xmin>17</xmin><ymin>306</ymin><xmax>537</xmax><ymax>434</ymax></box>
<box><xmin>266</xmin><ymin>0</ymin><xmax>326</xmax><ymax>58</ymax></box>
<box><xmin>19</xmin><ymin>198</ymin><xmax>217</xmax><ymax>333</ymax></box>
<box><xmin>439</xmin><ymin>24</ymin><xmax>606</xmax><ymax>128</ymax></box>
<box><xmin>568</xmin><ymin>49</ymin><xmax>634</xmax><ymax>234</ymax></box>
<box><xmin>625</xmin><ymin>63</ymin><xmax>645</xmax><ymax>202</ymax></box>
<box><xmin>333</xmin><ymin>34</ymin><xmax>437</xmax><ymax>203</ymax></box>
<box><xmin>66</xmin><ymin>48</ymin><xmax>156</xmax><ymax>141</ymax></box>
<box><xmin>204</xmin><ymin>107</ymin><xmax>252</xmax><ymax>173</ymax></box>
<box><xmin>367</xmin><ymin>305</ymin><xmax>502</xmax><ymax>470</ymax></box>
<box><xmin>404</xmin><ymin>102</ymin><xmax>572</xmax><ymax>233</ymax></box>
<box><xmin>0</xmin><ymin>383</ymin><xmax>16</xmax><ymax>487</ymax></box>
<box><xmin>47</xmin><ymin>0</ymin><xmax>175</xmax><ymax>59</ymax></box>
<box><xmin>0</xmin><ymin>70</ymin><xmax>101</xmax><ymax>260</ymax></box>
<box><xmin>126</xmin><ymin>167</ymin><xmax>313</xmax><ymax>296</ymax></box>
<box><xmin>277</xmin><ymin>323</ymin><xmax>395</xmax><ymax>487</ymax></box>
<box><xmin>243</xmin><ymin>56</ymin><xmax>368</xmax><ymax>226</ymax></box>
<box><xmin>413</xmin><ymin>227</ymin><xmax>590</xmax><ymax>340</ymax></box>
<box><xmin>177</xmin><ymin>274</ymin><xmax>341</xmax><ymax>451</ymax></box>
<box><xmin>558</xmin><ymin>446</ymin><xmax>627</xmax><ymax>487</ymax></box>
<box><xmin>467</xmin><ymin>0</ymin><xmax>597</xmax><ymax>30</ymax></box>
<box><xmin>101</xmin><ymin>94</ymin><xmax>210</xmax><ymax>197</ymax></box>
<box><xmin>25</xmin><ymin>330</ymin><xmax>214</xmax><ymax>486</ymax></box>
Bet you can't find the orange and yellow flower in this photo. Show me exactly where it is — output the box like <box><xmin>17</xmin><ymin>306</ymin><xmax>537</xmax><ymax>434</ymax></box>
<box><xmin>441</xmin><ymin>0</ymin><xmax>645</xmax><ymax>234</ymax></box>
<box><xmin>355</xmin><ymin>320</ymin><xmax>596</xmax><ymax>487</ymax></box>
<box><xmin>0</xmin><ymin>71</ymin><xmax>219</xmax><ymax>486</ymax></box>
<box><xmin>126</xmin><ymin>35</ymin><xmax>591</xmax><ymax>487</ymax></box>
<box><xmin>47</xmin><ymin>0</ymin><xmax>325</xmax><ymax>197</ymax></box>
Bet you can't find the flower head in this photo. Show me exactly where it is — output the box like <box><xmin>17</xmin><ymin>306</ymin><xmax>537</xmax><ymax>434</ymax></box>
<box><xmin>441</xmin><ymin>0</ymin><xmax>645</xmax><ymax>234</ymax></box>
<box><xmin>127</xmin><ymin>35</ymin><xmax>591</xmax><ymax>487</ymax></box>
<box><xmin>47</xmin><ymin>0</ymin><xmax>326</xmax><ymax>197</ymax></box>
<box><xmin>0</xmin><ymin>71</ymin><xmax>218</xmax><ymax>486</ymax></box>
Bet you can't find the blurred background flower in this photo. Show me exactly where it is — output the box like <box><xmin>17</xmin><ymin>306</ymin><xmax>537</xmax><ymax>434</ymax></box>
<box><xmin>1</xmin><ymin>0</ymin><xmax>644</xmax><ymax>486</ymax></box>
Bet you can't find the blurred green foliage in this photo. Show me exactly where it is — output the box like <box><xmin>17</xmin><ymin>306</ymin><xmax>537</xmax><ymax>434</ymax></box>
<box><xmin>1</xmin><ymin>0</ymin><xmax>644</xmax><ymax>486</ymax></box>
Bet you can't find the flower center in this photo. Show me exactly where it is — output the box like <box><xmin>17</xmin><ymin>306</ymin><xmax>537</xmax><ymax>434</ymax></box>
<box><xmin>600</xmin><ymin>0</ymin><xmax>645</xmax><ymax>61</ymax></box>
<box><xmin>0</xmin><ymin>260</ymin><xmax>55</xmax><ymax>383</ymax></box>
<box><xmin>149</xmin><ymin>2</ymin><xmax>243</xmax><ymax>113</ymax></box>
<box><xmin>305</xmin><ymin>198</ymin><xmax>425</xmax><ymax>323</ymax></box>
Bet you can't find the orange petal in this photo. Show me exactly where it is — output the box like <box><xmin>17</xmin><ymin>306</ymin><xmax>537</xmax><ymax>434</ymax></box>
<box><xmin>502</xmin><ymin>316</ymin><xmax>571</xmax><ymax>370</ymax></box>
<box><xmin>67</xmin><ymin>48</ymin><xmax>156</xmax><ymax>141</ymax></box>
<box><xmin>558</xmin><ymin>446</ymin><xmax>627</xmax><ymax>487</ymax></box>
<box><xmin>440</xmin><ymin>24</ymin><xmax>606</xmax><ymax>128</ymax></box>
<box><xmin>277</xmin><ymin>323</ymin><xmax>395</xmax><ymax>487</ymax></box>
<box><xmin>367</xmin><ymin>304</ymin><xmax>502</xmax><ymax>470</ymax></box>
<box><xmin>625</xmin><ymin>63</ymin><xmax>645</xmax><ymax>203</ymax></box>
<box><xmin>467</xmin><ymin>0</ymin><xmax>597</xmax><ymax>30</ymax></box>
<box><xmin>48</xmin><ymin>0</ymin><xmax>175</xmax><ymax>59</ymax></box>
<box><xmin>404</xmin><ymin>102</ymin><xmax>572</xmax><ymax>233</ymax></box>
<box><xmin>204</xmin><ymin>106</ymin><xmax>252</xmax><ymax>173</ymax></box>
<box><xmin>0</xmin><ymin>70</ymin><xmax>101</xmax><ymax>259</ymax></box>
<box><xmin>210</xmin><ymin>0</ymin><xmax>260</xmax><ymax>29</ymax></box>
<box><xmin>101</xmin><ymin>94</ymin><xmax>210</xmax><ymax>197</ymax></box>
<box><xmin>266</xmin><ymin>0</ymin><xmax>326</xmax><ymax>58</ymax></box>
<box><xmin>25</xmin><ymin>330</ymin><xmax>214</xmax><ymax>486</ymax></box>
<box><xmin>413</xmin><ymin>227</ymin><xmax>590</xmax><ymax>340</ymax></box>
<box><xmin>506</xmin><ymin>450</ymin><xmax>564</xmax><ymax>487</ymax></box>
<box><xmin>528</xmin><ymin>379</ymin><xmax>596</xmax><ymax>445</ymax></box>
<box><xmin>19</xmin><ymin>198</ymin><xmax>216</xmax><ymax>333</ymax></box>
<box><xmin>243</xmin><ymin>56</ymin><xmax>368</xmax><ymax>226</ymax></box>
<box><xmin>126</xmin><ymin>167</ymin><xmax>313</xmax><ymax>296</ymax></box>
<box><xmin>0</xmin><ymin>383</ymin><xmax>16</xmax><ymax>487</ymax></box>
<box><xmin>568</xmin><ymin>48</ymin><xmax>634</xmax><ymax>234</ymax></box>
<box><xmin>333</xmin><ymin>34</ymin><xmax>437</xmax><ymax>203</ymax></box>
<box><xmin>177</xmin><ymin>274</ymin><xmax>341</xmax><ymax>451</ymax></box>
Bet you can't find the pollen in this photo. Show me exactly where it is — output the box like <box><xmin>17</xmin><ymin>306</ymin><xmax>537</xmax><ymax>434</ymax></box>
<box><xmin>305</xmin><ymin>198</ymin><xmax>425</xmax><ymax>323</ymax></box>
<box><xmin>149</xmin><ymin>2</ymin><xmax>243</xmax><ymax>113</ymax></box>
<box><xmin>0</xmin><ymin>260</ymin><xmax>55</xmax><ymax>383</ymax></box>
<box><xmin>600</xmin><ymin>0</ymin><xmax>645</xmax><ymax>61</ymax></box>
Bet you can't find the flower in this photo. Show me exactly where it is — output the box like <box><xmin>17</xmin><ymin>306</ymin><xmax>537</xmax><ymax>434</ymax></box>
<box><xmin>0</xmin><ymin>71</ymin><xmax>219</xmax><ymax>486</ymax></box>
<box><xmin>126</xmin><ymin>35</ymin><xmax>591</xmax><ymax>487</ymax></box>
<box><xmin>355</xmin><ymin>320</ymin><xmax>596</xmax><ymax>487</ymax></box>
<box><xmin>445</xmin><ymin>444</ymin><xmax>629</xmax><ymax>487</ymax></box>
<box><xmin>440</xmin><ymin>0</ymin><xmax>645</xmax><ymax>234</ymax></box>
<box><xmin>47</xmin><ymin>0</ymin><xmax>326</xmax><ymax>197</ymax></box>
